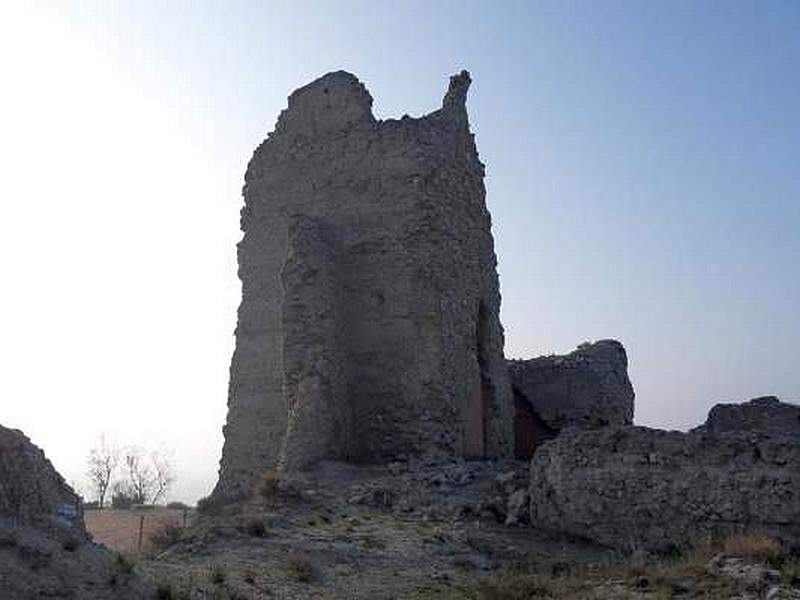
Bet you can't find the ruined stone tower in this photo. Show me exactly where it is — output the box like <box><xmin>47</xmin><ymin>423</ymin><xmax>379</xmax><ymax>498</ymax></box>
<box><xmin>214</xmin><ymin>70</ymin><xmax>513</xmax><ymax>499</ymax></box>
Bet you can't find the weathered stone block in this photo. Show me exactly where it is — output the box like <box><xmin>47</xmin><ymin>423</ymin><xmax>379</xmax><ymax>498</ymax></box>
<box><xmin>508</xmin><ymin>339</ymin><xmax>634</xmax><ymax>459</ymax></box>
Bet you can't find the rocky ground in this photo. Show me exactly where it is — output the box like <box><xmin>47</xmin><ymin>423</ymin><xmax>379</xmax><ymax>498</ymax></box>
<box><xmin>0</xmin><ymin>423</ymin><xmax>155</xmax><ymax>599</ymax></box>
<box><xmin>0</xmin><ymin>518</ymin><xmax>154</xmax><ymax>599</ymax></box>
<box><xmin>134</xmin><ymin>459</ymin><xmax>800</xmax><ymax>599</ymax></box>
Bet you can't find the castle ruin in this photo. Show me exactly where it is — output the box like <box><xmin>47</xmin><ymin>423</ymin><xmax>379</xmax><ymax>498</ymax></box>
<box><xmin>214</xmin><ymin>71</ymin><xmax>513</xmax><ymax>499</ymax></box>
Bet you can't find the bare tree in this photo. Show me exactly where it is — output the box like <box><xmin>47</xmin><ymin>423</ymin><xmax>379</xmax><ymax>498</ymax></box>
<box><xmin>149</xmin><ymin>450</ymin><xmax>175</xmax><ymax>505</ymax></box>
<box><xmin>122</xmin><ymin>446</ymin><xmax>176</xmax><ymax>505</ymax></box>
<box><xmin>86</xmin><ymin>435</ymin><xmax>119</xmax><ymax>509</ymax></box>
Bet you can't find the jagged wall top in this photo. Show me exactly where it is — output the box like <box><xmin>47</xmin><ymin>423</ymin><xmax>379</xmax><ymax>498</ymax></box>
<box><xmin>270</xmin><ymin>69</ymin><xmax>472</xmax><ymax>141</ymax></box>
<box><xmin>274</xmin><ymin>71</ymin><xmax>376</xmax><ymax>138</ymax></box>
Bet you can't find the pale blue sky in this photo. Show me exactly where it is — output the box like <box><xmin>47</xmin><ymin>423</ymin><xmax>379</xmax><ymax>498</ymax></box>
<box><xmin>1</xmin><ymin>1</ymin><xmax>797</xmax><ymax>501</ymax></box>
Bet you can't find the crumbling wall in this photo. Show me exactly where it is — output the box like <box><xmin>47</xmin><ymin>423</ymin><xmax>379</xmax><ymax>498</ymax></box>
<box><xmin>698</xmin><ymin>395</ymin><xmax>800</xmax><ymax>437</ymax></box>
<box><xmin>508</xmin><ymin>339</ymin><xmax>634</xmax><ymax>458</ymax></box>
<box><xmin>529</xmin><ymin>423</ymin><xmax>800</xmax><ymax>551</ymax></box>
<box><xmin>214</xmin><ymin>70</ymin><xmax>513</xmax><ymax>499</ymax></box>
<box><xmin>0</xmin><ymin>424</ymin><xmax>83</xmax><ymax>533</ymax></box>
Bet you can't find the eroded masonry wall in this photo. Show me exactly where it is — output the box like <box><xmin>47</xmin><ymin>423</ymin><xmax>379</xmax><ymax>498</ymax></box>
<box><xmin>0</xmin><ymin>424</ymin><xmax>84</xmax><ymax>532</ymax></box>
<box><xmin>529</xmin><ymin>423</ymin><xmax>800</xmax><ymax>551</ymax></box>
<box><xmin>214</xmin><ymin>71</ymin><xmax>512</xmax><ymax>499</ymax></box>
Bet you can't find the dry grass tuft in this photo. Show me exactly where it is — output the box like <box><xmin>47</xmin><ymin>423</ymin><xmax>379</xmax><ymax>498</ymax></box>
<box><xmin>286</xmin><ymin>551</ymin><xmax>315</xmax><ymax>582</ymax></box>
<box><xmin>114</xmin><ymin>552</ymin><xmax>136</xmax><ymax>574</ymax></box>
<box><xmin>477</xmin><ymin>573</ymin><xmax>561</xmax><ymax>600</ymax></box>
<box><xmin>476</xmin><ymin>532</ymin><xmax>789</xmax><ymax>600</ymax></box>
<box><xmin>208</xmin><ymin>562</ymin><xmax>227</xmax><ymax>585</ymax></box>
<box><xmin>149</xmin><ymin>523</ymin><xmax>183</xmax><ymax>550</ymax></box>
<box><xmin>240</xmin><ymin>517</ymin><xmax>268</xmax><ymax>538</ymax></box>
<box><xmin>257</xmin><ymin>470</ymin><xmax>280</xmax><ymax>504</ymax></box>
<box><xmin>196</xmin><ymin>495</ymin><xmax>225</xmax><ymax>517</ymax></box>
<box><xmin>722</xmin><ymin>532</ymin><xmax>782</xmax><ymax>562</ymax></box>
<box><xmin>781</xmin><ymin>557</ymin><xmax>800</xmax><ymax>585</ymax></box>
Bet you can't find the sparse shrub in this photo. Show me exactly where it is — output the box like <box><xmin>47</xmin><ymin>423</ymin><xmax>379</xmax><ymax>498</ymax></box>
<box><xmin>286</xmin><ymin>551</ymin><xmax>315</xmax><ymax>582</ymax></box>
<box><xmin>154</xmin><ymin>578</ymin><xmax>191</xmax><ymax>600</ymax></box>
<box><xmin>0</xmin><ymin>530</ymin><xmax>18</xmax><ymax>548</ymax></box>
<box><xmin>155</xmin><ymin>581</ymin><xmax>176</xmax><ymax>600</ymax></box>
<box><xmin>62</xmin><ymin>537</ymin><xmax>80</xmax><ymax>552</ymax></box>
<box><xmin>115</xmin><ymin>552</ymin><xmax>136</xmax><ymax>574</ymax></box>
<box><xmin>240</xmin><ymin>518</ymin><xmax>268</xmax><ymax>538</ymax></box>
<box><xmin>257</xmin><ymin>470</ymin><xmax>280</xmax><ymax>502</ymax></box>
<box><xmin>478</xmin><ymin>573</ymin><xmax>556</xmax><ymax>599</ymax></box>
<box><xmin>111</xmin><ymin>489</ymin><xmax>135</xmax><ymax>509</ymax></box>
<box><xmin>84</xmin><ymin>501</ymin><xmax>100</xmax><ymax>510</ymax></box>
<box><xmin>243</xmin><ymin>569</ymin><xmax>256</xmax><ymax>585</ymax></box>
<box><xmin>209</xmin><ymin>563</ymin><xmax>227</xmax><ymax>585</ymax></box>
<box><xmin>781</xmin><ymin>556</ymin><xmax>800</xmax><ymax>585</ymax></box>
<box><xmin>362</xmin><ymin>535</ymin><xmax>387</xmax><ymax>550</ymax></box>
<box><xmin>150</xmin><ymin>523</ymin><xmax>183</xmax><ymax>549</ymax></box>
<box><xmin>166</xmin><ymin>501</ymin><xmax>189</xmax><ymax>510</ymax></box>
<box><xmin>624</xmin><ymin>548</ymin><xmax>649</xmax><ymax>579</ymax></box>
<box><xmin>196</xmin><ymin>494</ymin><xmax>224</xmax><ymax>517</ymax></box>
<box><xmin>722</xmin><ymin>532</ymin><xmax>782</xmax><ymax>563</ymax></box>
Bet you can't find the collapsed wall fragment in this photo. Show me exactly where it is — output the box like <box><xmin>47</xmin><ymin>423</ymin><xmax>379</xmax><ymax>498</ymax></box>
<box><xmin>508</xmin><ymin>339</ymin><xmax>634</xmax><ymax>459</ymax></box>
<box><xmin>528</xmin><ymin>398</ymin><xmax>800</xmax><ymax>551</ymax></box>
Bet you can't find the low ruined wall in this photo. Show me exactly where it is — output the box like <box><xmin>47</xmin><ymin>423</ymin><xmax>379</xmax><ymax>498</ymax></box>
<box><xmin>508</xmin><ymin>339</ymin><xmax>634</xmax><ymax>459</ymax></box>
<box><xmin>698</xmin><ymin>396</ymin><xmax>800</xmax><ymax>437</ymax></box>
<box><xmin>529</xmin><ymin>425</ymin><xmax>800</xmax><ymax>551</ymax></box>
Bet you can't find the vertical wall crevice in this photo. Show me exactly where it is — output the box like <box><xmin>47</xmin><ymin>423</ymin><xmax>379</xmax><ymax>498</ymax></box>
<box><xmin>466</xmin><ymin>300</ymin><xmax>495</xmax><ymax>457</ymax></box>
<box><xmin>512</xmin><ymin>386</ymin><xmax>557</xmax><ymax>459</ymax></box>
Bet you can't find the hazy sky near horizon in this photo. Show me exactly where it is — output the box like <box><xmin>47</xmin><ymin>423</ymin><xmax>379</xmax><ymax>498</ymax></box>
<box><xmin>1</xmin><ymin>1</ymin><xmax>798</xmax><ymax>503</ymax></box>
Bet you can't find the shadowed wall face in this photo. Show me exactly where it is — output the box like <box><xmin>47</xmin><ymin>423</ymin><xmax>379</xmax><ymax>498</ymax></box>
<box><xmin>214</xmin><ymin>71</ymin><xmax>513</xmax><ymax>499</ymax></box>
<box><xmin>509</xmin><ymin>339</ymin><xmax>634</xmax><ymax>459</ymax></box>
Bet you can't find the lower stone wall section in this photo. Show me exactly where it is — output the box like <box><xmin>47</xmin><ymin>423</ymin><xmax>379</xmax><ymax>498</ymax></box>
<box><xmin>529</xmin><ymin>426</ymin><xmax>800</xmax><ymax>551</ymax></box>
